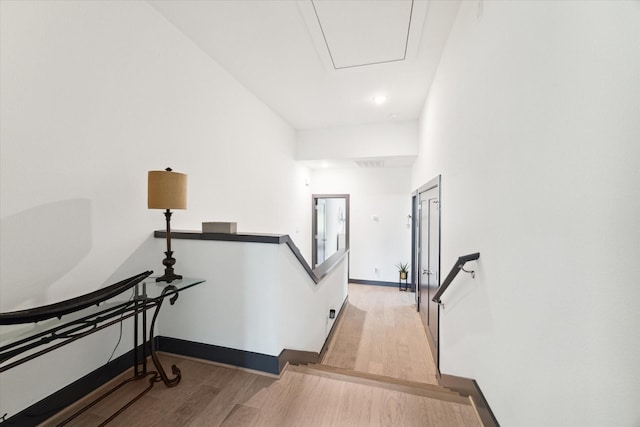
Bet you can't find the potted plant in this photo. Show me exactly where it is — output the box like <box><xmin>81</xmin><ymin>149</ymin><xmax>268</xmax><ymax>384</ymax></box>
<box><xmin>396</xmin><ymin>262</ymin><xmax>409</xmax><ymax>280</ymax></box>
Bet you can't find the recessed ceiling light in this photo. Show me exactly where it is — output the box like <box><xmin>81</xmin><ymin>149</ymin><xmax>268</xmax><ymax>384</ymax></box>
<box><xmin>321</xmin><ymin>161</ymin><xmax>329</xmax><ymax>168</ymax></box>
<box><xmin>388</xmin><ymin>114</ymin><xmax>398</xmax><ymax>119</ymax></box>
<box><xmin>372</xmin><ymin>95</ymin><xmax>387</xmax><ymax>105</ymax></box>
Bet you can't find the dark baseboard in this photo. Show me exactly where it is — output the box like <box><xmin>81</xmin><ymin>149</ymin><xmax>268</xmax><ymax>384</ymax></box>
<box><xmin>318</xmin><ymin>295</ymin><xmax>349</xmax><ymax>362</ymax></box>
<box><xmin>278</xmin><ymin>349</ymin><xmax>318</xmax><ymax>373</ymax></box>
<box><xmin>3</xmin><ymin>347</ymin><xmax>137</xmax><ymax>426</ymax></box>
<box><xmin>157</xmin><ymin>336</ymin><xmax>280</xmax><ymax>375</ymax></box>
<box><xmin>279</xmin><ymin>295</ymin><xmax>350</xmax><ymax>371</ymax></box>
<box><xmin>160</xmin><ymin>297</ymin><xmax>351</xmax><ymax>376</ymax></box>
<box><xmin>439</xmin><ymin>374</ymin><xmax>500</xmax><ymax>427</ymax></box>
<box><xmin>349</xmin><ymin>278</ymin><xmax>414</xmax><ymax>291</ymax></box>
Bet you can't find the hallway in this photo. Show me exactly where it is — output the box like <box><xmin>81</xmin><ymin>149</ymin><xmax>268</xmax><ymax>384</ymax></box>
<box><xmin>322</xmin><ymin>283</ymin><xmax>438</xmax><ymax>385</ymax></box>
<box><xmin>42</xmin><ymin>284</ymin><xmax>481</xmax><ymax>426</ymax></box>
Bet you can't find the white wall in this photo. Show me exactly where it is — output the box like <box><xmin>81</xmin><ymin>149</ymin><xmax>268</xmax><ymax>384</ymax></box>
<box><xmin>413</xmin><ymin>2</ymin><xmax>640</xmax><ymax>426</ymax></box>
<box><xmin>278</xmin><ymin>244</ymin><xmax>347</xmax><ymax>352</ymax></box>
<box><xmin>312</xmin><ymin>168</ymin><xmax>412</xmax><ymax>283</ymax></box>
<box><xmin>0</xmin><ymin>0</ymin><xmax>310</xmax><ymax>418</ymax></box>
<box><xmin>297</xmin><ymin>120</ymin><xmax>418</xmax><ymax>160</ymax></box>
<box><xmin>155</xmin><ymin>238</ymin><xmax>348</xmax><ymax>356</ymax></box>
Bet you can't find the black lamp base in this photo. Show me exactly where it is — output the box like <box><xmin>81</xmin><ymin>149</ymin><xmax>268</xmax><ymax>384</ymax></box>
<box><xmin>156</xmin><ymin>272</ymin><xmax>182</xmax><ymax>283</ymax></box>
<box><xmin>156</xmin><ymin>249</ymin><xmax>182</xmax><ymax>283</ymax></box>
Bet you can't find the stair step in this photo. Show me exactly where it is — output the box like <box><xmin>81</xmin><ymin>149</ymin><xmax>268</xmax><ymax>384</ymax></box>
<box><xmin>288</xmin><ymin>364</ymin><xmax>471</xmax><ymax>405</ymax></box>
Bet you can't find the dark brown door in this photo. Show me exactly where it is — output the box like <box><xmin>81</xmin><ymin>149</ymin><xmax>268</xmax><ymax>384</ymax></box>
<box><xmin>417</xmin><ymin>182</ymin><xmax>440</xmax><ymax>370</ymax></box>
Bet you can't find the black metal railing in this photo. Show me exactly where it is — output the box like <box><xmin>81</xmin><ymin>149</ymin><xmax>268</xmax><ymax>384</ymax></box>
<box><xmin>432</xmin><ymin>252</ymin><xmax>480</xmax><ymax>304</ymax></box>
<box><xmin>0</xmin><ymin>271</ymin><xmax>152</xmax><ymax>325</ymax></box>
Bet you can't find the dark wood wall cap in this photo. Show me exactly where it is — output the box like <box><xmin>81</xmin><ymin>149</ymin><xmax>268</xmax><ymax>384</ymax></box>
<box><xmin>154</xmin><ymin>230</ymin><xmax>348</xmax><ymax>284</ymax></box>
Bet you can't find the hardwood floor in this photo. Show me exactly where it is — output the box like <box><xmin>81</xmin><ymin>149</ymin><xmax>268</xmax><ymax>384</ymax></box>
<box><xmin>44</xmin><ymin>354</ymin><xmax>478</xmax><ymax>427</ymax></box>
<box><xmin>322</xmin><ymin>283</ymin><xmax>438</xmax><ymax>385</ymax></box>
<box><xmin>43</xmin><ymin>284</ymin><xmax>478</xmax><ymax>426</ymax></box>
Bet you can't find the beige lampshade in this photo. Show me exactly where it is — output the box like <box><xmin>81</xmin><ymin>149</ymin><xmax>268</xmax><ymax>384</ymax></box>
<box><xmin>148</xmin><ymin>169</ymin><xmax>187</xmax><ymax>209</ymax></box>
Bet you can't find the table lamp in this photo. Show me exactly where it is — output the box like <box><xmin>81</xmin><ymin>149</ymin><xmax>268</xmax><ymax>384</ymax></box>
<box><xmin>148</xmin><ymin>167</ymin><xmax>187</xmax><ymax>283</ymax></box>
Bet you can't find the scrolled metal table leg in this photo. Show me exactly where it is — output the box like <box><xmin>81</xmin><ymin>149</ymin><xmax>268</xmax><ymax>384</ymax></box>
<box><xmin>148</xmin><ymin>285</ymin><xmax>181</xmax><ymax>387</ymax></box>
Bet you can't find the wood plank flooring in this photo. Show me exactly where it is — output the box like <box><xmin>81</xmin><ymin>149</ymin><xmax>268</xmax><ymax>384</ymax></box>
<box><xmin>42</xmin><ymin>285</ymin><xmax>477</xmax><ymax>426</ymax></box>
<box><xmin>322</xmin><ymin>283</ymin><xmax>438</xmax><ymax>385</ymax></box>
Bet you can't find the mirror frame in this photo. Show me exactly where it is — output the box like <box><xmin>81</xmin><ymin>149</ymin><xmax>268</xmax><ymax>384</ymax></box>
<box><xmin>311</xmin><ymin>194</ymin><xmax>350</xmax><ymax>268</ymax></box>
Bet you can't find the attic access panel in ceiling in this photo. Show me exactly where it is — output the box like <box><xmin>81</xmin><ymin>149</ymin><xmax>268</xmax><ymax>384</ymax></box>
<box><xmin>311</xmin><ymin>0</ymin><xmax>414</xmax><ymax>69</ymax></box>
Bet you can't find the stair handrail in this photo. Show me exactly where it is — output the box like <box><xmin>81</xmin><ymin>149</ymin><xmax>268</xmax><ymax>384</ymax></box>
<box><xmin>432</xmin><ymin>252</ymin><xmax>480</xmax><ymax>304</ymax></box>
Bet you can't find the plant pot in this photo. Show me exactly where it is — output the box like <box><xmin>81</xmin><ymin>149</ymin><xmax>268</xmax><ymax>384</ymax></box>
<box><xmin>399</xmin><ymin>271</ymin><xmax>408</xmax><ymax>280</ymax></box>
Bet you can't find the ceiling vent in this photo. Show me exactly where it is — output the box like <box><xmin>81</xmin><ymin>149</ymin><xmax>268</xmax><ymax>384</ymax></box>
<box><xmin>354</xmin><ymin>159</ymin><xmax>385</xmax><ymax>169</ymax></box>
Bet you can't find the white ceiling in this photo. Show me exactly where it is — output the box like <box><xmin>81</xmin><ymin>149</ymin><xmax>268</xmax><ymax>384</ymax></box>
<box><xmin>310</xmin><ymin>0</ymin><xmax>414</xmax><ymax>69</ymax></box>
<box><xmin>148</xmin><ymin>0</ymin><xmax>460</xmax><ymax>131</ymax></box>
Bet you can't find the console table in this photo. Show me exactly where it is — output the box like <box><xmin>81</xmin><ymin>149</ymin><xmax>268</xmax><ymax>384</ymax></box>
<box><xmin>0</xmin><ymin>272</ymin><xmax>205</xmax><ymax>425</ymax></box>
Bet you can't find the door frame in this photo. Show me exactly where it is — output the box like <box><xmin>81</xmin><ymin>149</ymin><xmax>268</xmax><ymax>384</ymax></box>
<box><xmin>412</xmin><ymin>175</ymin><xmax>441</xmax><ymax>373</ymax></box>
<box><xmin>311</xmin><ymin>194</ymin><xmax>350</xmax><ymax>268</ymax></box>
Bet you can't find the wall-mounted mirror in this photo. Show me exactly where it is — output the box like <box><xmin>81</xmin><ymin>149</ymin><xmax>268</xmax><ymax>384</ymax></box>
<box><xmin>312</xmin><ymin>194</ymin><xmax>349</xmax><ymax>268</ymax></box>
